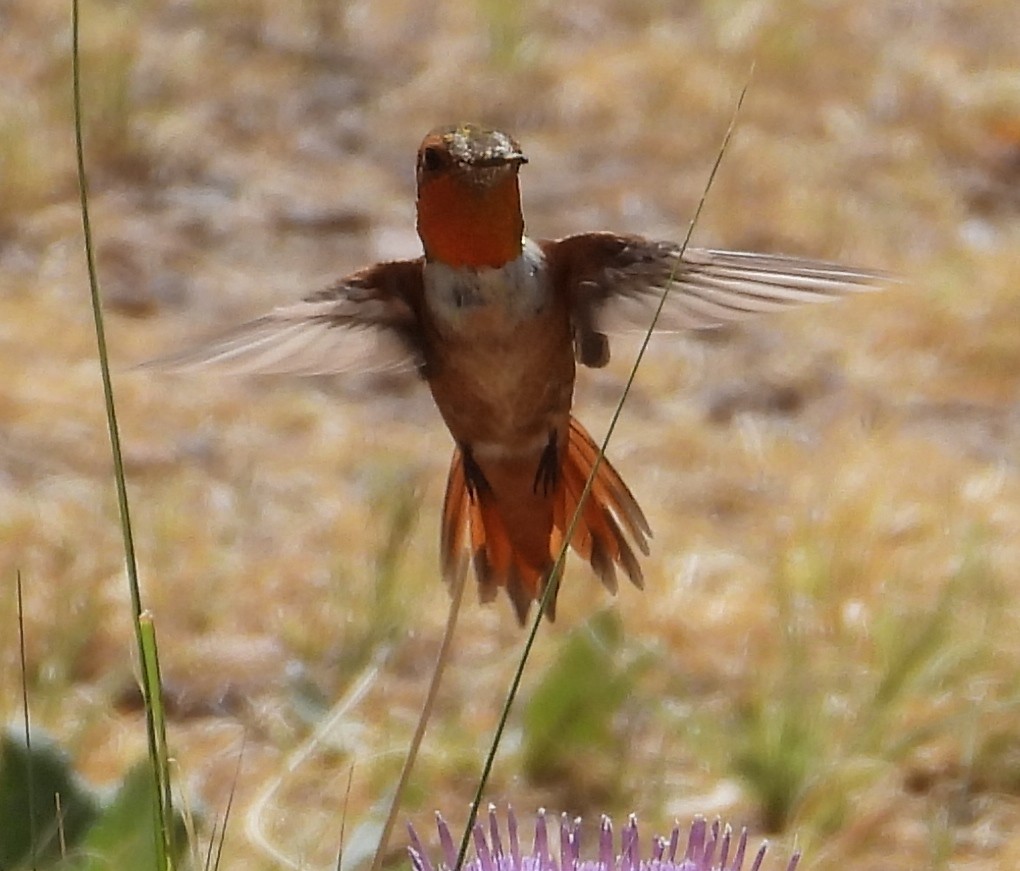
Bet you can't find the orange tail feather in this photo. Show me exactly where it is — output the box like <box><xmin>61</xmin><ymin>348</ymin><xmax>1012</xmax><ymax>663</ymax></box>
<box><xmin>440</xmin><ymin>418</ymin><xmax>651</xmax><ymax>624</ymax></box>
<box><xmin>560</xmin><ymin>418</ymin><xmax>650</xmax><ymax>594</ymax></box>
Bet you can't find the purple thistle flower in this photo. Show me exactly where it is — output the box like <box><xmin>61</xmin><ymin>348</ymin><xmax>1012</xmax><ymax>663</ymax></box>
<box><xmin>408</xmin><ymin>807</ymin><xmax>799</xmax><ymax>871</ymax></box>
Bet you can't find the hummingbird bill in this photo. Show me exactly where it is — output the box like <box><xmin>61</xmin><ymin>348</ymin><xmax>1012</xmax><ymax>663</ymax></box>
<box><xmin>146</xmin><ymin>124</ymin><xmax>887</xmax><ymax>623</ymax></box>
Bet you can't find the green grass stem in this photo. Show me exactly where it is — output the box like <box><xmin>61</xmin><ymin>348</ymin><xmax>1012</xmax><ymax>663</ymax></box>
<box><xmin>71</xmin><ymin>1</ymin><xmax>174</xmax><ymax>866</ymax></box>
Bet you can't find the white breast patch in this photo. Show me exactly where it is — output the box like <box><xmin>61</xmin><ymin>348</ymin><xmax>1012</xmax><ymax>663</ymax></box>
<box><xmin>423</xmin><ymin>238</ymin><xmax>550</xmax><ymax>335</ymax></box>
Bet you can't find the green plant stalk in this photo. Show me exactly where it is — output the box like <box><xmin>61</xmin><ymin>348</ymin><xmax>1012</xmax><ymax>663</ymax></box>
<box><xmin>212</xmin><ymin>735</ymin><xmax>246</xmax><ymax>871</ymax></box>
<box><xmin>334</xmin><ymin>765</ymin><xmax>355</xmax><ymax>871</ymax></box>
<box><xmin>454</xmin><ymin>70</ymin><xmax>756</xmax><ymax>870</ymax></box>
<box><xmin>71</xmin><ymin>1</ymin><xmax>173</xmax><ymax>866</ymax></box>
<box><xmin>140</xmin><ymin>615</ymin><xmax>174</xmax><ymax>865</ymax></box>
<box><xmin>16</xmin><ymin>571</ymin><xmax>38</xmax><ymax>871</ymax></box>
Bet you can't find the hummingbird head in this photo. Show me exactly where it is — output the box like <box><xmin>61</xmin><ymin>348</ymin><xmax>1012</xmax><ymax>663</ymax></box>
<box><xmin>415</xmin><ymin>124</ymin><xmax>528</xmax><ymax>269</ymax></box>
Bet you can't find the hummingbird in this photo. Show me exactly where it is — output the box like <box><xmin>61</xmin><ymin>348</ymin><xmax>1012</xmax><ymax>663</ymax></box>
<box><xmin>148</xmin><ymin>123</ymin><xmax>885</xmax><ymax>623</ymax></box>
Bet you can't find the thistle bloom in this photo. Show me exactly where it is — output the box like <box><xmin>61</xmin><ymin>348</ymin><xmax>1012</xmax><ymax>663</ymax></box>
<box><xmin>408</xmin><ymin>807</ymin><xmax>799</xmax><ymax>871</ymax></box>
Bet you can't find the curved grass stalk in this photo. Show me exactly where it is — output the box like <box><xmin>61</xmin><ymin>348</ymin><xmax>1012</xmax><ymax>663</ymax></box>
<box><xmin>368</xmin><ymin>563</ymin><xmax>469</xmax><ymax>871</ymax></box>
<box><xmin>453</xmin><ymin>69</ymin><xmax>757</xmax><ymax>871</ymax></box>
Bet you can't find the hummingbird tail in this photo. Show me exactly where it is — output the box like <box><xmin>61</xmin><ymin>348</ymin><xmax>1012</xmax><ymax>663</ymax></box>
<box><xmin>441</xmin><ymin>446</ymin><xmax>548</xmax><ymax>623</ymax></box>
<box><xmin>555</xmin><ymin>417</ymin><xmax>652</xmax><ymax>598</ymax></box>
<box><xmin>440</xmin><ymin>418</ymin><xmax>652</xmax><ymax>625</ymax></box>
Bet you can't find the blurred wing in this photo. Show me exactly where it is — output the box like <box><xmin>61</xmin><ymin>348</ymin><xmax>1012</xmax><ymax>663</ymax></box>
<box><xmin>140</xmin><ymin>260</ymin><xmax>426</xmax><ymax>376</ymax></box>
<box><xmin>542</xmin><ymin>232</ymin><xmax>889</xmax><ymax>366</ymax></box>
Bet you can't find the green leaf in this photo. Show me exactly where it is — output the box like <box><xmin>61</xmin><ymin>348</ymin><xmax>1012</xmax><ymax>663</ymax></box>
<box><xmin>522</xmin><ymin>611</ymin><xmax>649</xmax><ymax>807</ymax></box>
<box><xmin>0</xmin><ymin>729</ymin><xmax>101</xmax><ymax>868</ymax></box>
<box><xmin>69</xmin><ymin>761</ymin><xmax>186</xmax><ymax>871</ymax></box>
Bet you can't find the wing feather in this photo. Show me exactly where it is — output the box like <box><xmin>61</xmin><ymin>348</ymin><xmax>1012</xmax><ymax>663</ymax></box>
<box><xmin>542</xmin><ymin>233</ymin><xmax>890</xmax><ymax>363</ymax></box>
<box><xmin>140</xmin><ymin>259</ymin><xmax>426</xmax><ymax>376</ymax></box>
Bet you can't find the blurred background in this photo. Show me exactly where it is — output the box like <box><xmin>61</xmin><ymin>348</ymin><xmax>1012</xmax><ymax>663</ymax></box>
<box><xmin>2</xmin><ymin>0</ymin><xmax>1019</xmax><ymax>868</ymax></box>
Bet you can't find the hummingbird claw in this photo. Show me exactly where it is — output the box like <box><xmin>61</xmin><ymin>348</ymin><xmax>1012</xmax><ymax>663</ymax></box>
<box><xmin>462</xmin><ymin>444</ymin><xmax>492</xmax><ymax>502</ymax></box>
<box><xmin>532</xmin><ymin>431</ymin><xmax>559</xmax><ymax>497</ymax></box>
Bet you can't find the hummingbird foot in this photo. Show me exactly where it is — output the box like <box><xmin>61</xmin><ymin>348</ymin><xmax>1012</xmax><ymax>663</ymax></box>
<box><xmin>461</xmin><ymin>444</ymin><xmax>492</xmax><ymax>501</ymax></box>
<box><xmin>532</xmin><ymin>430</ymin><xmax>559</xmax><ymax>497</ymax></box>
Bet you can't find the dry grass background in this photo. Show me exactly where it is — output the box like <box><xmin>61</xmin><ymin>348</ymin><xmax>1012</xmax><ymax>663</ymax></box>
<box><xmin>2</xmin><ymin>0</ymin><xmax>1020</xmax><ymax>868</ymax></box>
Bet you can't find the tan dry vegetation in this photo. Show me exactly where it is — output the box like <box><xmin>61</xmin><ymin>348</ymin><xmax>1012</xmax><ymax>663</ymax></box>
<box><xmin>2</xmin><ymin>0</ymin><xmax>1020</xmax><ymax>868</ymax></box>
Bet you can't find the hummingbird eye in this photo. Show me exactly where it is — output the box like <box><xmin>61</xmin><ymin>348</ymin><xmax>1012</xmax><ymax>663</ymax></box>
<box><xmin>420</xmin><ymin>145</ymin><xmax>447</xmax><ymax>172</ymax></box>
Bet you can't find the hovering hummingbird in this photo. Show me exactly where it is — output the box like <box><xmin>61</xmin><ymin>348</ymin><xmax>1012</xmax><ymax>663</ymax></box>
<box><xmin>148</xmin><ymin>123</ymin><xmax>885</xmax><ymax>623</ymax></box>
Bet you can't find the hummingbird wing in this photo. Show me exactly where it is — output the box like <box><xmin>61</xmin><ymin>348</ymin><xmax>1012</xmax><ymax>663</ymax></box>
<box><xmin>140</xmin><ymin>260</ymin><xmax>426</xmax><ymax>376</ymax></box>
<box><xmin>542</xmin><ymin>232</ymin><xmax>889</xmax><ymax>368</ymax></box>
